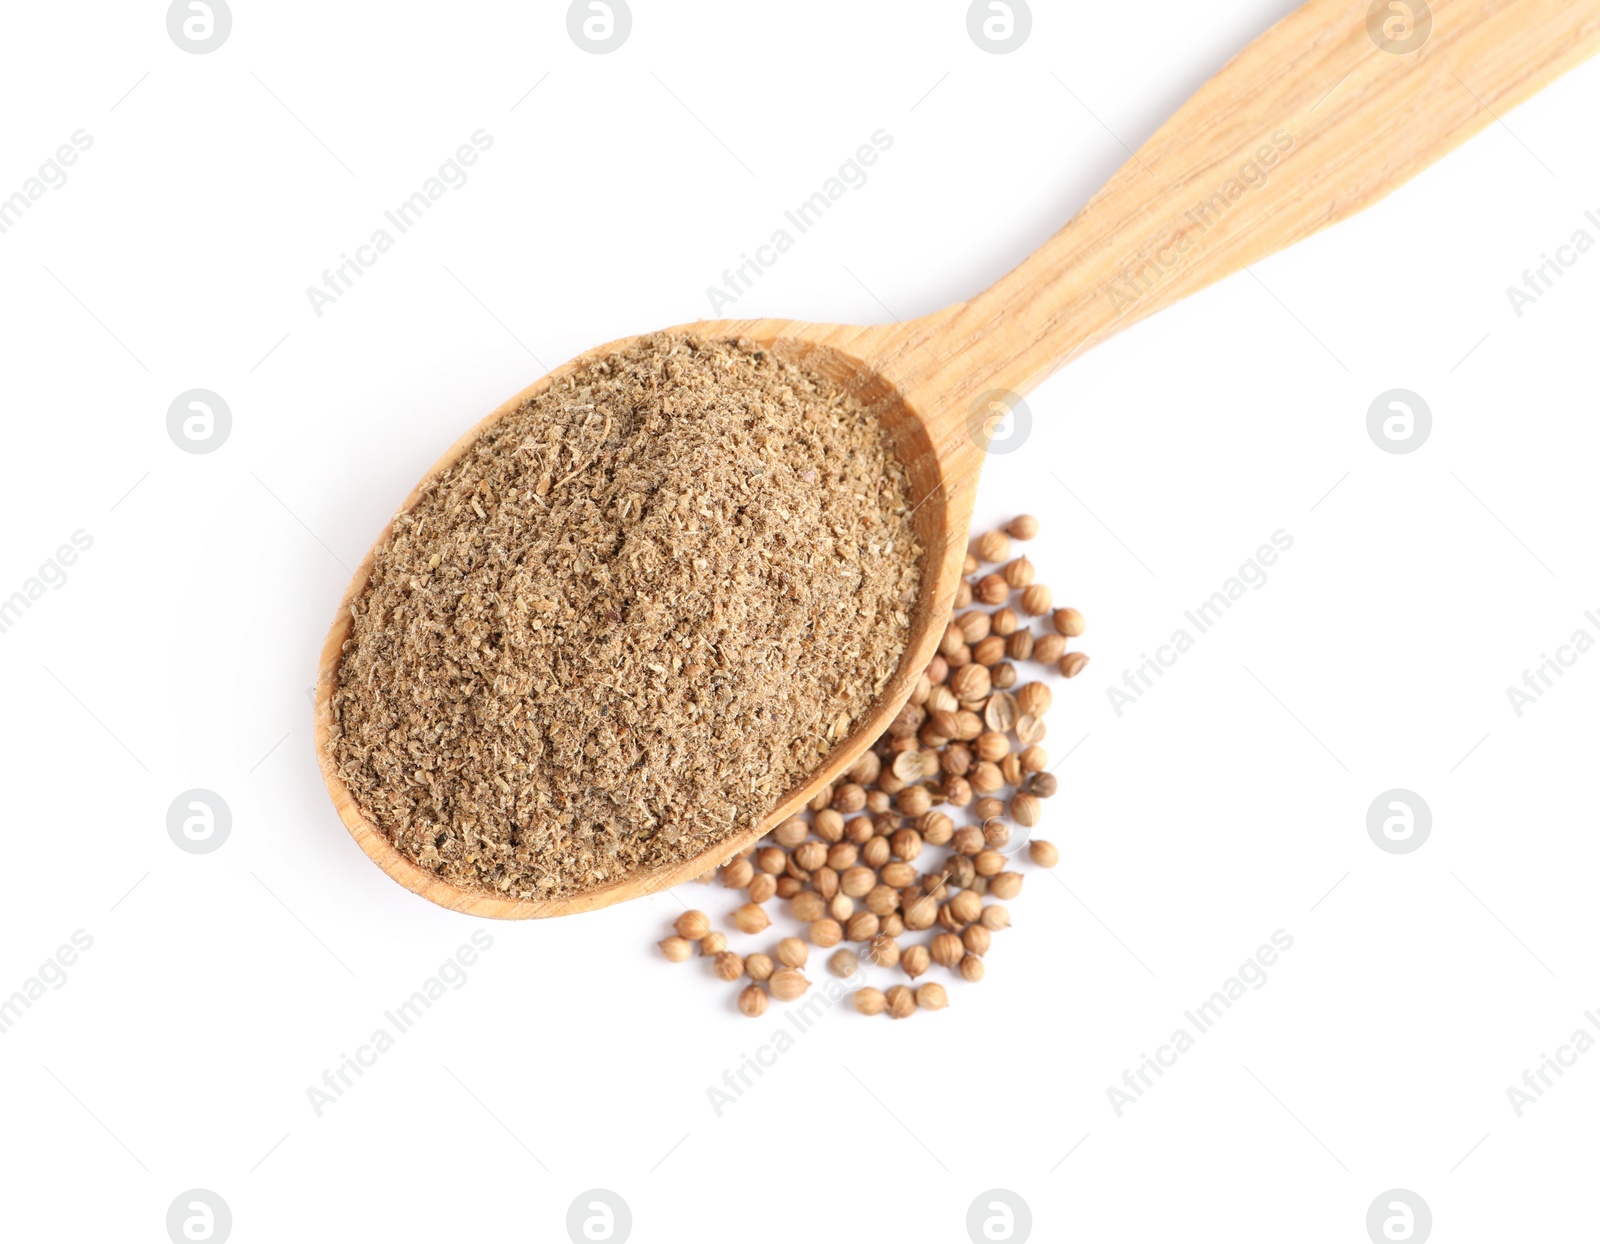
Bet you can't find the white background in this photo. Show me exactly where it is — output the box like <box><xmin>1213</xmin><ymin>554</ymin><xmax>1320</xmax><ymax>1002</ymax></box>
<box><xmin>1</xmin><ymin>1</ymin><xmax>1597</xmax><ymax>1240</ymax></box>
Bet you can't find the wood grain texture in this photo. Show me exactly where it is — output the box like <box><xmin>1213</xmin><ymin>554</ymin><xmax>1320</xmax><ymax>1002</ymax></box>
<box><xmin>315</xmin><ymin>0</ymin><xmax>1600</xmax><ymax>918</ymax></box>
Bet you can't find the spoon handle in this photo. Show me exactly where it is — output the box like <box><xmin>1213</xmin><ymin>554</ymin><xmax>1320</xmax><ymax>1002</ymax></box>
<box><xmin>906</xmin><ymin>0</ymin><xmax>1600</xmax><ymax>406</ymax></box>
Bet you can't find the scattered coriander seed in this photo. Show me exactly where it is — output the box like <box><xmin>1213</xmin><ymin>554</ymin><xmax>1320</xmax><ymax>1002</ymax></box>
<box><xmin>1006</xmin><ymin>630</ymin><xmax>1034</xmax><ymax>661</ymax></box>
<box><xmin>885</xmin><ymin>984</ymin><xmax>916</xmax><ymax>1019</ymax></box>
<box><xmin>722</xmin><ymin>858</ymin><xmax>755</xmax><ymax>888</ymax></box>
<box><xmin>1033</xmin><ymin>633</ymin><xmax>1066</xmax><ymax>664</ymax></box>
<box><xmin>1053</xmin><ymin>606</ymin><xmax>1086</xmax><ymax>637</ymax></box>
<box><xmin>829</xmin><ymin>948</ymin><xmax>860</xmax><ymax>978</ymax></box>
<box><xmin>745</xmin><ymin>953</ymin><xmax>775</xmax><ymax>981</ymax></box>
<box><xmin>810</xmin><ymin>918</ymin><xmax>843</xmax><ymax>947</ymax></box>
<box><xmin>773</xmin><ymin>816</ymin><xmax>810</xmax><ymax>848</ymax></box>
<box><xmin>969</xmin><ymin>761</ymin><xmax>1004</xmax><ymax>794</ymax></box>
<box><xmin>714</xmin><ymin>951</ymin><xmax>745</xmax><ymax>981</ymax></box>
<box><xmin>1060</xmin><ymin>652</ymin><xmax>1090</xmax><ymax>678</ymax></box>
<box><xmin>854</xmin><ymin>986</ymin><xmax>888</xmax><ymax>1015</ymax></box>
<box><xmin>869</xmin><ymin>934</ymin><xmax>901</xmax><ymax>968</ymax></box>
<box><xmin>738</xmin><ymin>984</ymin><xmax>768</xmax><ymax>1017</ymax></box>
<box><xmin>973</xmin><ymin>797</ymin><xmax>1005</xmax><ymax>822</ymax></box>
<box><xmin>1029</xmin><ymin>840</ymin><xmax>1060</xmax><ymax>868</ymax></box>
<box><xmin>902</xmin><ymin>944</ymin><xmax>932</xmax><ymax>978</ymax></box>
<box><xmin>659</xmin><ymin>936</ymin><xmax>692</xmax><ymax>962</ymax></box>
<box><xmin>1016</xmin><ymin>681</ymin><xmax>1052</xmax><ymax>717</ymax></box>
<box><xmin>962</xmin><ymin>925</ymin><xmax>992</xmax><ymax>956</ymax></box>
<box><xmin>976</xmin><ymin>574</ymin><xmax>1009</xmax><ymax>605</ymax></box>
<box><xmin>953</xmin><ymin>580</ymin><xmax>973</xmax><ymax>608</ymax></box>
<box><xmin>733</xmin><ymin>903</ymin><xmax>771</xmax><ymax>934</ymax></box>
<box><xmin>1006</xmin><ymin>514</ymin><xmax>1040</xmax><ymax>540</ymax></box>
<box><xmin>1011</xmin><ymin>792</ymin><xmax>1042</xmax><ymax>828</ymax></box>
<box><xmin>770</xmin><ymin>969</ymin><xmax>810</xmax><ymax>1002</ymax></box>
<box><xmin>1020</xmin><ymin>583</ymin><xmax>1052</xmax><ymax>615</ymax></box>
<box><xmin>675</xmin><ymin>911</ymin><xmax>710</xmax><ymax>940</ymax></box>
<box><xmin>1019</xmin><ymin>744</ymin><xmax>1049</xmax><ymax>773</ymax></box>
<box><xmin>791</xmin><ymin>891</ymin><xmax>826</xmax><ymax>922</ymax></box>
<box><xmin>846</xmin><ymin>911</ymin><xmax>881</xmax><ymax>942</ymax></box>
<box><xmin>977</xmin><ymin>529</ymin><xmax>1011</xmax><ymax>562</ymax></box>
<box><xmin>700</xmin><ymin>932</ymin><xmax>727</xmax><ymax>956</ymax></box>
<box><xmin>949</xmin><ymin>889</ymin><xmax>983</xmax><ymax>925</ymax></box>
<box><xmin>972</xmin><ymin>635</ymin><xmax>1006</xmax><ymax>666</ymax></box>
<box><xmin>957</xmin><ymin>610</ymin><xmax>992</xmax><ymax>643</ymax></box>
<box><xmin>931</xmin><ymin>932</ymin><xmax>964</xmax><ymax>968</ymax></box>
<box><xmin>991</xmin><ymin>662</ymin><xmax>1018</xmax><ymax>690</ymax></box>
<box><xmin>962</xmin><ymin>552</ymin><xmax>980</xmax><ymax>576</ymax></box>
<box><xmin>960</xmin><ymin>954</ymin><xmax>986</xmax><ymax>983</ymax></box>
<box><xmin>1002</xmin><ymin>556</ymin><xmax>1035</xmax><ymax>589</ymax></box>
<box><xmin>916</xmin><ymin>982</ymin><xmax>949</xmax><ymax>1011</ymax></box>
<box><xmin>981</xmin><ymin>904</ymin><xmax>1010</xmax><ymax>931</ymax></box>
<box><xmin>974</xmin><ymin>849</ymin><xmax>1006</xmax><ymax>877</ymax></box>
<box><xmin>990</xmin><ymin>872</ymin><xmax>1024</xmax><ymax>899</ymax></box>
<box><xmin>747</xmin><ymin>874</ymin><xmax>778</xmax><ymax>904</ymax></box>
<box><xmin>1027</xmin><ymin>771</ymin><xmax>1058</xmax><ymax>797</ymax></box>
<box><xmin>776</xmin><ymin>937</ymin><xmax>809</xmax><ymax>968</ymax></box>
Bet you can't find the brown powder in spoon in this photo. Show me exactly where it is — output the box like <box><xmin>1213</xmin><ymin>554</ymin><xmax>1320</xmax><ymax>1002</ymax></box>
<box><xmin>327</xmin><ymin>333</ymin><xmax>922</xmax><ymax>899</ymax></box>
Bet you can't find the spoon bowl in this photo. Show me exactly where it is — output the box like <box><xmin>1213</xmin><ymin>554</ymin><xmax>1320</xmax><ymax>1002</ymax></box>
<box><xmin>316</xmin><ymin>0</ymin><xmax>1600</xmax><ymax>917</ymax></box>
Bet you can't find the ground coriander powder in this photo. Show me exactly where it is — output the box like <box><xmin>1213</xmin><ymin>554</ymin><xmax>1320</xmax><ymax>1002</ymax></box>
<box><xmin>328</xmin><ymin>333</ymin><xmax>922</xmax><ymax>899</ymax></box>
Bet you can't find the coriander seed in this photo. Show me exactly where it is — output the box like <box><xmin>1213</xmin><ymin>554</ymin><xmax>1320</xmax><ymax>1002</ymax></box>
<box><xmin>714</xmin><ymin>951</ymin><xmax>745</xmax><ymax>981</ymax></box>
<box><xmin>733</xmin><ymin>903</ymin><xmax>771</xmax><ymax>934</ymax></box>
<box><xmin>745</xmin><ymin>953</ymin><xmax>775</xmax><ymax>981</ymax></box>
<box><xmin>931</xmin><ymin>932</ymin><xmax>964</xmax><ymax>968</ymax></box>
<box><xmin>1029</xmin><ymin>840</ymin><xmax>1060</xmax><ymax>868</ymax></box>
<box><xmin>770</xmin><ymin>969</ymin><xmax>810</xmax><ymax>1002</ymax></box>
<box><xmin>738</xmin><ymin>984</ymin><xmax>768</xmax><ymax>1018</ymax></box>
<box><xmin>960</xmin><ymin>954</ymin><xmax>985</xmax><ymax>982</ymax></box>
<box><xmin>1002</xmin><ymin>556</ymin><xmax>1035</xmax><ymax>589</ymax></box>
<box><xmin>854</xmin><ymin>986</ymin><xmax>888</xmax><ymax>1015</ymax></box>
<box><xmin>916</xmin><ymin>982</ymin><xmax>948</xmax><ymax>1011</ymax></box>
<box><xmin>977</xmin><ymin>529</ymin><xmax>1011</xmax><ymax>562</ymax></box>
<box><xmin>776</xmin><ymin>936</ymin><xmax>809</xmax><ymax>968</ymax></box>
<box><xmin>901</xmin><ymin>944</ymin><xmax>932</xmax><ymax>978</ymax></box>
<box><xmin>1011</xmin><ymin>792</ymin><xmax>1042</xmax><ymax>828</ymax></box>
<box><xmin>1007</xmin><ymin>514</ymin><xmax>1040</xmax><ymax>540</ymax></box>
<box><xmin>1060</xmin><ymin>652</ymin><xmax>1090</xmax><ymax>678</ymax></box>
<box><xmin>659</xmin><ymin>937</ymin><xmax>692</xmax><ymax>962</ymax></box>
<box><xmin>810</xmin><ymin>918</ymin><xmax>843</xmax><ymax>947</ymax></box>
<box><xmin>885</xmin><ymin>984</ymin><xmax>916</xmax><ymax>1019</ymax></box>
<box><xmin>675</xmin><ymin>911</ymin><xmax>710</xmax><ymax>940</ymax></box>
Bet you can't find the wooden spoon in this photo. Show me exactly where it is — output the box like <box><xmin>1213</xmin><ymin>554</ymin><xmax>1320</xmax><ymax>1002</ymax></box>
<box><xmin>316</xmin><ymin>0</ymin><xmax>1599</xmax><ymax>918</ymax></box>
